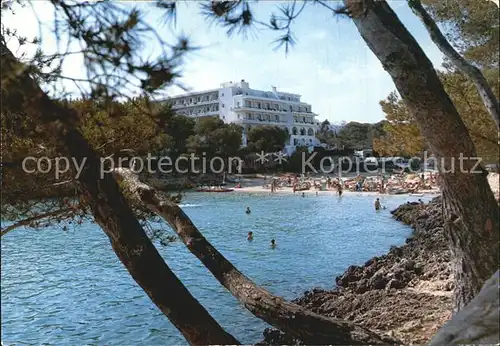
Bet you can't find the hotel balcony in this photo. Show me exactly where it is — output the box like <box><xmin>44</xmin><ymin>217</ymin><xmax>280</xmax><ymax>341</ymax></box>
<box><xmin>179</xmin><ymin>110</ymin><xmax>219</xmax><ymax>117</ymax></box>
<box><xmin>293</xmin><ymin>119</ymin><xmax>316</xmax><ymax>125</ymax></box>
<box><xmin>231</xmin><ymin>106</ymin><xmax>287</xmax><ymax>113</ymax></box>
<box><xmin>234</xmin><ymin>117</ymin><xmax>287</xmax><ymax>125</ymax></box>
<box><xmin>236</xmin><ymin>93</ymin><xmax>303</xmax><ymax>104</ymax></box>
<box><xmin>171</xmin><ymin>98</ymin><xmax>219</xmax><ymax>109</ymax></box>
<box><xmin>293</xmin><ymin>110</ymin><xmax>316</xmax><ymax>116</ymax></box>
<box><xmin>232</xmin><ymin>105</ymin><xmax>315</xmax><ymax>116</ymax></box>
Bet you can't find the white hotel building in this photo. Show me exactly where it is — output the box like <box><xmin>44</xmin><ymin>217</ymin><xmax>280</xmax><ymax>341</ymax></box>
<box><xmin>162</xmin><ymin>80</ymin><xmax>320</xmax><ymax>154</ymax></box>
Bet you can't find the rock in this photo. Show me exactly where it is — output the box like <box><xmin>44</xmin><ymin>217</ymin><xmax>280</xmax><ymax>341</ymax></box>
<box><xmin>414</xmin><ymin>263</ymin><xmax>424</xmax><ymax>275</ymax></box>
<box><xmin>364</xmin><ymin>258</ymin><xmax>375</xmax><ymax>267</ymax></box>
<box><xmin>386</xmin><ymin>278</ymin><xmax>403</xmax><ymax>290</ymax></box>
<box><xmin>335</xmin><ymin>265</ymin><xmax>363</xmax><ymax>288</ymax></box>
<box><xmin>444</xmin><ymin>281</ymin><xmax>454</xmax><ymax>291</ymax></box>
<box><xmin>404</xmin><ymin>259</ymin><xmax>416</xmax><ymax>271</ymax></box>
<box><xmin>389</xmin><ymin>245</ymin><xmax>403</xmax><ymax>257</ymax></box>
<box><xmin>355</xmin><ymin>279</ymin><xmax>370</xmax><ymax>294</ymax></box>
<box><xmin>370</xmin><ymin>272</ymin><xmax>388</xmax><ymax>290</ymax></box>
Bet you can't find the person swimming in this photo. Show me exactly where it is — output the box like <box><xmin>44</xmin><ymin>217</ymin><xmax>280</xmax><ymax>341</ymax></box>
<box><xmin>247</xmin><ymin>231</ymin><xmax>253</xmax><ymax>241</ymax></box>
<box><xmin>374</xmin><ymin>198</ymin><xmax>381</xmax><ymax>211</ymax></box>
<box><xmin>245</xmin><ymin>207</ymin><xmax>251</xmax><ymax>214</ymax></box>
<box><xmin>270</xmin><ymin>239</ymin><xmax>276</xmax><ymax>249</ymax></box>
<box><xmin>302</xmin><ymin>192</ymin><xmax>305</xmax><ymax>197</ymax></box>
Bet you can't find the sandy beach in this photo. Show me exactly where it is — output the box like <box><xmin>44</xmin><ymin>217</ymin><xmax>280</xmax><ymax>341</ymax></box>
<box><xmin>229</xmin><ymin>172</ymin><xmax>499</xmax><ymax>199</ymax></box>
<box><xmin>233</xmin><ymin>185</ymin><xmax>437</xmax><ymax>196</ymax></box>
<box><xmin>230</xmin><ymin>176</ymin><xmax>441</xmax><ymax>197</ymax></box>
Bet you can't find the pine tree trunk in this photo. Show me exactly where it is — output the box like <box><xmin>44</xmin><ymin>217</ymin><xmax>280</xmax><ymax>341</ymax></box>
<box><xmin>408</xmin><ymin>0</ymin><xmax>500</xmax><ymax>133</ymax></box>
<box><xmin>343</xmin><ymin>0</ymin><xmax>499</xmax><ymax>311</ymax></box>
<box><xmin>127</xmin><ymin>175</ymin><xmax>392</xmax><ymax>345</ymax></box>
<box><xmin>1</xmin><ymin>40</ymin><xmax>239</xmax><ymax>345</ymax></box>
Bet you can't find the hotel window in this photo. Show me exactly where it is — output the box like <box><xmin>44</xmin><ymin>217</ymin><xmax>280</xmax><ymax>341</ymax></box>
<box><xmin>292</xmin><ymin>127</ymin><xmax>298</xmax><ymax>135</ymax></box>
<box><xmin>307</xmin><ymin>128</ymin><xmax>314</xmax><ymax>136</ymax></box>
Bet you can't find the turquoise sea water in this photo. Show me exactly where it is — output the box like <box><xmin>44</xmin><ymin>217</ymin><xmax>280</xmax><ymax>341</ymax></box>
<box><xmin>1</xmin><ymin>193</ymin><xmax>431</xmax><ymax>345</ymax></box>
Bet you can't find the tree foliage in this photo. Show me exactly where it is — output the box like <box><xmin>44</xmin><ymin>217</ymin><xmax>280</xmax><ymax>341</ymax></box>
<box><xmin>373</xmin><ymin>92</ymin><xmax>428</xmax><ymax>157</ymax></box>
<box><xmin>1</xmin><ymin>0</ymin><xmax>191</xmax><ymax>98</ymax></box>
<box><xmin>374</xmin><ymin>72</ymin><xmax>498</xmax><ymax>162</ymax></box>
<box><xmin>247</xmin><ymin>126</ymin><xmax>288</xmax><ymax>153</ymax></box>
<box><xmin>374</xmin><ymin>67</ymin><xmax>499</xmax><ymax>162</ymax></box>
<box><xmin>336</xmin><ymin>121</ymin><xmax>385</xmax><ymax>150</ymax></box>
<box><xmin>186</xmin><ymin>116</ymin><xmax>243</xmax><ymax>157</ymax></box>
<box><xmin>375</xmin><ymin>0</ymin><xmax>498</xmax><ymax>160</ymax></box>
<box><xmin>409</xmin><ymin>0</ymin><xmax>499</xmax><ymax>131</ymax></box>
<box><xmin>160</xmin><ymin>107</ymin><xmax>196</xmax><ymax>157</ymax></box>
<box><xmin>440</xmin><ymin>68</ymin><xmax>499</xmax><ymax>163</ymax></box>
<box><xmin>1</xmin><ymin>95</ymin><xmax>178</xmax><ymax>241</ymax></box>
<box><xmin>422</xmin><ymin>0</ymin><xmax>499</xmax><ymax>68</ymax></box>
<box><xmin>315</xmin><ymin>120</ymin><xmax>338</xmax><ymax>147</ymax></box>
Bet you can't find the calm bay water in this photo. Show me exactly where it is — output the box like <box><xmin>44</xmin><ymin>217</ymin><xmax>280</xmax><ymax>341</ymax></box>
<box><xmin>1</xmin><ymin>193</ymin><xmax>430</xmax><ymax>345</ymax></box>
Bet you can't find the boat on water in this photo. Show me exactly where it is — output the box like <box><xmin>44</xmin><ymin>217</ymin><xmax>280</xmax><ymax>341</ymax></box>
<box><xmin>409</xmin><ymin>193</ymin><xmax>424</xmax><ymax>197</ymax></box>
<box><xmin>196</xmin><ymin>186</ymin><xmax>234</xmax><ymax>193</ymax></box>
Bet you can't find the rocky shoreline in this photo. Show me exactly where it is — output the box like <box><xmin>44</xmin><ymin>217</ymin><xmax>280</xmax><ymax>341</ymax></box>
<box><xmin>261</xmin><ymin>197</ymin><xmax>453</xmax><ymax>345</ymax></box>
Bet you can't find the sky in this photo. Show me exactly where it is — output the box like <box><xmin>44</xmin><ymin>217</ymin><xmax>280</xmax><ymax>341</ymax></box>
<box><xmin>3</xmin><ymin>0</ymin><xmax>447</xmax><ymax>124</ymax></box>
